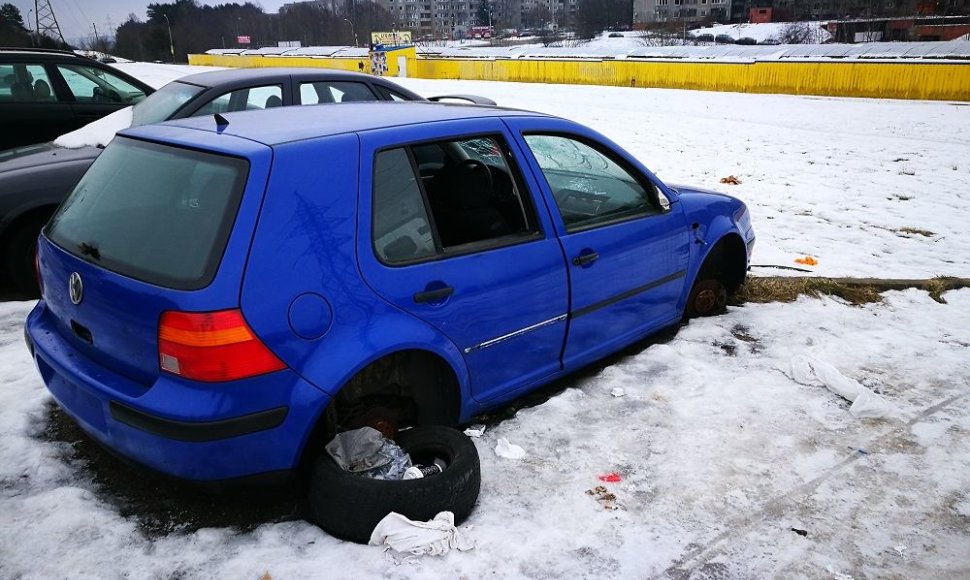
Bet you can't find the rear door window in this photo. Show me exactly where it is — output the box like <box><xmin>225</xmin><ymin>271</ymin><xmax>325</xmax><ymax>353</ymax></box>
<box><xmin>372</xmin><ymin>134</ymin><xmax>540</xmax><ymax>263</ymax></box>
<box><xmin>0</xmin><ymin>63</ymin><xmax>58</xmax><ymax>102</ymax></box>
<box><xmin>46</xmin><ymin>137</ymin><xmax>249</xmax><ymax>289</ymax></box>
<box><xmin>191</xmin><ymin>85</ymin><xmax>283</xmax><ymax>116</ymax></box>
<box><xmin>374</xmin><ymin>85</ymin><xmax>411</xmax><ymax>101</ymax></box>
<box><xmin>299</xmin><ymin>81</ymin><xmax>378</xmax><ymax>104</ymax></box>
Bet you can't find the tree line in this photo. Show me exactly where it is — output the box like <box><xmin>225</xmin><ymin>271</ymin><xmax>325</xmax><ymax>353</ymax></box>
<box><xmin>2</xmin><ymin>0</ymin><xmax>968</xmax><ymax>61</ymax></box>
<box><xmin>114</xmin><ymin>0</ymin><xmax>394</xmax><ymax>62</ymax></box>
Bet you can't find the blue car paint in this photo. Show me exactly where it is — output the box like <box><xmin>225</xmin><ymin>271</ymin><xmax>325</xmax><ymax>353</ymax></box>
<box><xmin>673</xmin><ymin>185</ymin><xmax>756</xmax><ymax>294</ymax></box>
<box><xmin>356</xmin><ymin>120</ymin><xmax>571</xmax><ymax>405</ymax></box>
<box><xmin>26</xmin><ymin>103</ymin><xmax>753</xmax><ymax>482</ymax></box>
<box><xmin>503</xmin><ymin>117</ymin><xmax>691</xmax><ymax>369</ymax></box>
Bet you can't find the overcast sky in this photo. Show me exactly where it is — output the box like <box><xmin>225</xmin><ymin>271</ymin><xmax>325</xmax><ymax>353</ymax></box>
<box><xmin>10</xmin><ymin>0</ymin><xmax>289</xmax><ymax>43</ymax></box>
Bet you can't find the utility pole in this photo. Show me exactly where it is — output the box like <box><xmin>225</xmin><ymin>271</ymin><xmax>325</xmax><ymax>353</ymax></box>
<box><xmin>26</xmin><ymin>8</ymin><xmax>34</xmax><ymax>46</ymax></box>
<box><xmin>163</xmin><ymin>14</ymin><xmax>175</xmax><ymax>62</ymax></box>
<box><xmin>343</xmin><ymin>18</ymin><xmax>358</xmax><ymax>47</ymax></box>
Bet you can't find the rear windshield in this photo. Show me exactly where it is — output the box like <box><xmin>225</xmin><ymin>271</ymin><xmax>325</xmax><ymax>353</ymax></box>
<box><xmin>46</xmin><ymin>137</ymin><xmax>249</xmax><ymax>290</ymax></box>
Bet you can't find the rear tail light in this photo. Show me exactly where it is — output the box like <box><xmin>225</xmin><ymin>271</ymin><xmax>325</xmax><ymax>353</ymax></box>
<box><xmin>158</xmin><ymin>309</ymin><xmax>285</xmax><ymax>382</ymax></box>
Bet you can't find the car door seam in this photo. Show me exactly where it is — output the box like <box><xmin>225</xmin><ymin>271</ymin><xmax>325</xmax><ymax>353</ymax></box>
<box><xmin>571</xmin><ymin>270</ymin><xmax>687</xmax><ymax>319</ymax></box>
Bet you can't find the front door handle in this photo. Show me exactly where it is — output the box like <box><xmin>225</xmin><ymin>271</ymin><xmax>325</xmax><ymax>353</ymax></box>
<box><xmin>572</xmin><ymin>252</ymin><xmax>599</xmax><ymax>267</ymax></box>
<box><xmin>413</xmin><ymin>286</ymin><xmax>454</xmax><ymax>304</ymax></box>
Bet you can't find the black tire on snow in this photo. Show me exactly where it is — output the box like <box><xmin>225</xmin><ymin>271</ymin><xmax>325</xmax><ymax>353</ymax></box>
<box><xmin>686</xmin><ymin>278</ymin><xmax>728</xmax><ymax>318</ymax></box>
<box><xmin>307</xmin><ymin>425</ymin><xmax>481</xmax><ymax>544</ymax></box>
<box><xmin>3</xmin><ymin>214</ymin><xmax>49</xmax><ymax>296</ymax></box>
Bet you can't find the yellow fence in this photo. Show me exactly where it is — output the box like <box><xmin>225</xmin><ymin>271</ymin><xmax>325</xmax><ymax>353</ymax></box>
<box><xmin>189</xmin><ymin>52</ymin><xmax>970</xmax><ymax>101</ymax></box>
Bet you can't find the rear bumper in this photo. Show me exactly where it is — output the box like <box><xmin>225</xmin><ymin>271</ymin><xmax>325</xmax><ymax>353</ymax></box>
<box><xmin>26</xmin><ymin>300</ymin><xmax>331</xmax><ymax>482</ymax></box>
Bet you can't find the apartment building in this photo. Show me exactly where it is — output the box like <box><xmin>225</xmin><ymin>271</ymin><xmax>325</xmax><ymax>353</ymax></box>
<box><xmin>633</xmin><ymin>0</ymin><xmax>732</xmax><ymax>25</ymax></box>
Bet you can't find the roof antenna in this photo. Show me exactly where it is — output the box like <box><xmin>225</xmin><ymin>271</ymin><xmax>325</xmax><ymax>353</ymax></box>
<box><xmin>214</xmin><ymin>113</ymin><xmax>229</xmax><ymax>133</ymax></box>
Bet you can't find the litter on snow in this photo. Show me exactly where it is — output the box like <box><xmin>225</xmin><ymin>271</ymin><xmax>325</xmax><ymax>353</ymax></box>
<box><xmin>787</xmin><ymin>355</ymin><xmax>900</xmax><ymax>419</ymax></box>
<box><xmin>325</xmin><ymin>427</ymin><xmax>411</xmax><ymax>479</ymax></box>
<box><xmin>586</xmin><ymin>486</ymin><xmax>623</xmax><ymax>511</ymax></box>
<box><xmin>463</xmin><ymin>424</ymin><xmax>487</xmax><ymax>438</ymax></box>
<box><xmin>494</xmin><ymin>438</ymin><xmax>526</xmax><ymax>460</ymax></box>
<box><xmin>610</xmin><ymin>387</ymin><xmax>626</xmax><ymax>397</ymax></box>
<box><xmin>368</xmin><ymin>511</ymin><xmax>474</xmax><ymax>556</ymax></box>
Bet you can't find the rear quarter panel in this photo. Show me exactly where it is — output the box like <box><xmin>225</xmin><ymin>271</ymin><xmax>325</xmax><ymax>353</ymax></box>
<box><xmin>239</xmin><ymin>135</ymin><xmax>471</xmax><ymax>413</ymax></box>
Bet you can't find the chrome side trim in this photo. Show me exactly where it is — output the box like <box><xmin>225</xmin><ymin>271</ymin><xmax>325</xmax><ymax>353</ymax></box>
<box><xmin>463</xmin><ymin>314</ymin><xmax>567</xmax><ymax>354</ymax></box>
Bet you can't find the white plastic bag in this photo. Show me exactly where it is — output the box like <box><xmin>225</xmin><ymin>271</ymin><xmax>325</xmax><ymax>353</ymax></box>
<box><xmin>788</xmin><ymin>355</ymin><xmax>899</xmax><ymax>419</ymax></box>
<box><xmin>495</xmin><ymin>438</ymin><xmax>526</xmax><ymax>459</ymax></box>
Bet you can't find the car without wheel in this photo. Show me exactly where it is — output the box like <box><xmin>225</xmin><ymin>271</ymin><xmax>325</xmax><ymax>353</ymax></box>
<box><xmin>0</xmin><ymin>67</ymin><xmax>493</xmax><ymax>295</ymax></box>
<box><xmin>25</xmin><ymin>102</ymin><xmax>754</xmax><ymax>541</ymax></box>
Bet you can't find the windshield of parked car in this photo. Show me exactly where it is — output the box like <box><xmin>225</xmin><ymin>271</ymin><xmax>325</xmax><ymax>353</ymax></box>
<box><xmin>131</xmin><ymin>81</ymin><xmax>204</xmax><ymax>127</ymax></box>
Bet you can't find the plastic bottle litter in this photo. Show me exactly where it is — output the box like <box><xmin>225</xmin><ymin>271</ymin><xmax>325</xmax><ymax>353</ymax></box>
<box><xmin>325</xmin><ymin>426</ymin><xmax>412</xmax><ymax>480</ymax></box>
<box><xmin>463</xmin><ymin>424</ymin><xmax>486</xmax><ymax>438</ymax></box>
<box><xmin>402</xmin><ymin>459</ymin><xmax>447</xmax><ymax>480</ymax></box>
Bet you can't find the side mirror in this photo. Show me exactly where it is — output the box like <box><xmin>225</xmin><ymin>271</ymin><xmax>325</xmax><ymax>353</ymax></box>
<box><xmin>657</xmin><ymin>190</ymin><xmax>672</xmax><ymax>213</ymax></box>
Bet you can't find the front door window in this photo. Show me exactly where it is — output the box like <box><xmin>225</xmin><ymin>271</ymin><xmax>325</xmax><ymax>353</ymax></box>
<box><xmin>524</xmin><ymin>134</ymin><xmax>660</xmax><ymax>232</ymax></box>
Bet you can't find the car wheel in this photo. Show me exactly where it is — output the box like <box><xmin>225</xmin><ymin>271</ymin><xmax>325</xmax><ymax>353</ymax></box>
<box><xmin>307</xmin><ymin>425</ymin><xmax>480</xmax><ymax>543</ymax></box>
<box><xmin>686</xmin><ymin>278</ymin><xmax>727</xmax><ymax>318</ymax></box>
<box><xmin>3</xmin><ymin>214</ymin><xmax>49</xmax><ymax>297</ymax></box>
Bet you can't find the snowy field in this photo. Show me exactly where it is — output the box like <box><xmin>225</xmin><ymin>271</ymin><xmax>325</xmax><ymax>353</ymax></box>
<box><xmin>2</xmin><ymin>64</ymin><xmax>969</xmax><ymax>578</ymax></box>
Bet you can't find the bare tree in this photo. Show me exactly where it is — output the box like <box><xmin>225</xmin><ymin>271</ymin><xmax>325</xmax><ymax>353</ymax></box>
<box><xmin>776</xmin><ymin>21</ymin><xmax>818</xmax><ymax>44</ymax></box>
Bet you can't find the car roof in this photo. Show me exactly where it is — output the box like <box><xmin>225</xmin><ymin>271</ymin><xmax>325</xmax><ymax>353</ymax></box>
<box><xmin>0</xmin><ymin>48</ymin><xmax>80</xmax><ymax>58</ymax></box>
<box><xmin>174</xmin><ymin>67</ymin><xmax>400</xmax><ymax>88</ymax></box>
<box><xmin>126</xmin><ymin>102</ymin><xmax>550</xmax><ymax>146</ymax></box>
<box><xmin>0</xmin><ymin>48</ymin><xmax>100</xmax><ymax>62</ymax></box>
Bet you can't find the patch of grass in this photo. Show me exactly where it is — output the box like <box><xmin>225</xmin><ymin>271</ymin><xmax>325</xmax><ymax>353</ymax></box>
<box><xmin>733</xmin><ymin>277</ymin><xmax>883</xmax><ymax>305</ymax></box>
<box><xmin>896</xmin><ymin>227</ymin><xmax>935</xmax><ymax>237</ymax></box>
<box><xmin>734</xmin><ymin>276</ymin><xmax>970</xmax><ymax>306</ymax></box>
<box><xmin>925</xmin><ymin>277</ymin><xmax>950</xmax><ymax>304</ymax></box>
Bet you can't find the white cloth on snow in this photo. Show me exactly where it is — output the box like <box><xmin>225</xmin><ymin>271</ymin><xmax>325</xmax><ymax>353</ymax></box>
<box><xmin>788</xmin><ymin>355</ymin><xmax>900</xmax><ymax>419</ymax></box>
<box><xmin>368</xmin><ymin>511</ymin><xmax>474</xmax><ymax>555</ymax></box>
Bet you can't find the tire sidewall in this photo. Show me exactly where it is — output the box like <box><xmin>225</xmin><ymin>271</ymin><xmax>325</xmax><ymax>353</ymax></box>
<box><xmin>308</xmin><ymin>425</ymin><xmax>481</xmax><ymax>543</ymax></box>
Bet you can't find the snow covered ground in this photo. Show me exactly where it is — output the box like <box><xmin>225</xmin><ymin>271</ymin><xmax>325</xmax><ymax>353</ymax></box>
<box><xmin>689</xmin><ymin>21</ymin><xmax>832</xmax><ymax>44</ymax></box>
<box><xmin>1</xmin><ymin>64</ymin><xmax>969</xmax><ymax>578</ymax></box>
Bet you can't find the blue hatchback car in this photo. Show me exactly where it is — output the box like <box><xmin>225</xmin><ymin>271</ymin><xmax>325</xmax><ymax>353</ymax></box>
<box><xmin>26</xmin><ymin>102</ymin><xmax>754</xmax><ymax>490</ymax></box>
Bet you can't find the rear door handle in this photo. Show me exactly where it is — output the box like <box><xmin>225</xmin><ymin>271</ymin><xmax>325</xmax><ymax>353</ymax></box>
<box><xmin>572</xmin><ymin>252</ymin><xmax>599</xmax><ymax>267</ymax></box>
<box><xmin>413</xmin><ymin>286</ymin><xmax>454</xmax><ymax>303</ymax></box>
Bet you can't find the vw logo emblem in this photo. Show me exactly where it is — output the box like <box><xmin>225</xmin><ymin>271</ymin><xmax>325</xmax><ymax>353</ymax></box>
<box><xmin>68</xmin><ymin>272</ymin><xmax>83</xmax><ymax>305</ymax></box>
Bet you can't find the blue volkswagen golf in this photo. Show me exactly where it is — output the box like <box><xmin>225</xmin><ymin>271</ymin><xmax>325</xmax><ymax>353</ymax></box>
<box><xmin>25</xmin><ymin>102</ymin><xmax>753</xmax><ymax>538</ymax></box>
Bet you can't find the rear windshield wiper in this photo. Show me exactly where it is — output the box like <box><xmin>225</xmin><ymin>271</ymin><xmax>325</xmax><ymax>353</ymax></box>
<box><xmin>78</xmin><ymin>241</ymin><xmax>101</xmax><ymax>261</ymax></box>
